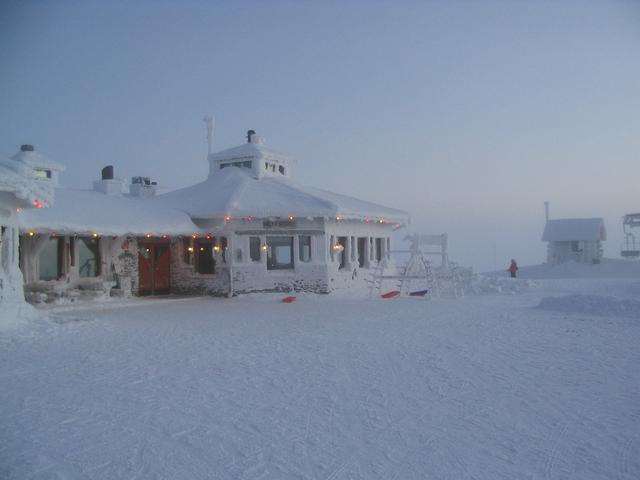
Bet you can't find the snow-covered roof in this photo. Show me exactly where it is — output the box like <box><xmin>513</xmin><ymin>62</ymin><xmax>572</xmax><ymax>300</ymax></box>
<box><xmin>0</xmin><ymin>160</ymin><xmax>55</xmax><ymax>208</ymax></box>
<box><xmin>18</xmin><ymin>188</ymin><xmax>198</xmax><ymax>236</ymax></box>
<box><xmin>9</xmin><ymin>148</ymin><xmax>65</xmax><ymax>173</ymax></box>
<box><xmin>156</xmin><ymin>167</ymin><xmax>409</xmax><ymax>224</ymax></box>
<box><xmin>542</xmin><ymin>218</ymin><xmax>606</xmax><ymax>242</ymax></box>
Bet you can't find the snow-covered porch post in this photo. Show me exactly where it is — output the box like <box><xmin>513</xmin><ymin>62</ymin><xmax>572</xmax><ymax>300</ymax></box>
<box><xmin>227</xmin><ymin>234</ymin><xmax>235</xmax><ymax>298</ymax></box>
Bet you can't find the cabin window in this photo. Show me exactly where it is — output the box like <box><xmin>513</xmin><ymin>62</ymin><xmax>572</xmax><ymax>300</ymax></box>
<box><xmin>375</xmin><ymin>238</ymin><xmax>383</xmax><ymax>262</ymax></box>
<box><xmin>350</xmin><ymin>237</ymin><xmax>356</xmax><ymax>262</ymax></box>
<box><xmin>357</xmin><ymin>237</ymin><xmax>366</xmax><ymax>268</ymax></box>
<box><xmin>33</xmin><ymin>169</ymin><xmax>51</xmax><ymax>179</ymax></box>
<box><xmin>182</xmin><ymin>238</ymin><xmax>193</xmax><ymax>264</ymax></box>
<box><xmin>329</xmin><ymin>235</ymin><xmax>335</xmax><ymax>261</ymax></box>
<box><xmin>78</xmin><ymin>237</ymin><xmax>100</xmax><ymax>277</ymax></box>
<box><xmin>299</xmin><ymin>235</ymin><xmax>311</xmax><ymax>262</ymax></box>
<box><xmin>1</xmin><ymin>226</ymin><xmax>8</xmax><ymax>269</ymax></box>
<box><xmin>571</xmin><ymin>241</ymin><xmax>581</xmax><ymax>252</ymax></box>
<box><xmin>249</xmin><ymin>236</ymin><xmax>261</xmax><ymax>262</ymax></box>
<box><xmin>69</xmin><ymin>238</ymin><xmax>75</xmax><ymax>266</ymax></box>
<box><xmin>196</xmin><ymin>238</ymin><xmax>215</xmax><ymax>274</ymax></box>
<box><xmin>337</xmin><ymin>236</ymin><xmax>347</xmax><ymax>269</ymax></box>
<box><xmin>38</xmin><ymin>237</ymin><xmax>62</xmax><ymax>280</ymax></box>
<box><xmin>267</xmin><ymin>236</ymin><xmax>293</xmax><ymax>270</ymax></box>
<box><xmin>219</xmin><ymin>236</ymin><xmax>228</xmax><ymax>263</ymax></box>
<box><xmin>278</xmin><ymin>165</ymin><xmax>285</xmax><ymax>175</ymax></box>
<box><xmin>220</xmin><ymin>163</ymin><xmax>230</xmax><ymax>169</ymax></box>
<box><xmin>386</xmin><ymin>238</ymin><xmax>391</xmax><ymax>259</ymax></box>
<box><xmin>369</xmin><ymin>237</ymin><xmax>374</xmax><ymax>260</ymax></box>
<box><xmin>243</xmin><ymin>161</ymin><xmax>252</xmax><ymax>168</ymax></box>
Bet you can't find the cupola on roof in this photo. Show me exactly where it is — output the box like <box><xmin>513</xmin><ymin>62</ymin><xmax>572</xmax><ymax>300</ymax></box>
<box><xmin>208</xmin><ymin>130</ymin><xmax>293</xmax><ymax>180</ymax></box>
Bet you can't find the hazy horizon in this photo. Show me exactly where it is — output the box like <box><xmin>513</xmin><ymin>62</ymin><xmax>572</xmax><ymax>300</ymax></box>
<box><xmin>2</xmin><ymin>0</ymin><xmax>639</xmax><ymax>272</ymax></box>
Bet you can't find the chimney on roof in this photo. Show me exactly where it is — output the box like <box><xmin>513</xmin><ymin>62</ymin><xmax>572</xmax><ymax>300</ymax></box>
<box><xmin>544</xmin><ymin>201</ymin><xmax>550</xmax><ymax>222</ymax></box>
<box><xmin>93</xmin><ymin>165</ymin><xmax>125</xmax><ymax>195</ymax></box>
<box><xmin>247</xmin><ymin>129</ymin><xmax>256</xmax><ymax>143</ymax></box>
<box><xmin>101</xmin><ymin>165</ymin><xmax>114</xmax><ymax>180</ymax></box>
<box><xmin>130</xmin><ymin>176</ymin><xmax>157</xmax><ymax>198</ymax></box>
<box><xmin>21</xmin><ymin>144</ymin><xmax>34</xmax><ymax>152</ymax></box>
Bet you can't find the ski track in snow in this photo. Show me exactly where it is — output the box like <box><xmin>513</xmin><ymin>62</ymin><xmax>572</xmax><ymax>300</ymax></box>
<box><xmin>1</xmin><ymin>278</ymin><xmax>640</xmax><ymax>479</ymax></box>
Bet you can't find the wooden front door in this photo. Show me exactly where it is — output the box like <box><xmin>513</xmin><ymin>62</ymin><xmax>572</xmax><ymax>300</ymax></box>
<box><xmin>138</xmin><ymin>242</ymin><xmax>171</xmax><ymax>295</ymax></box>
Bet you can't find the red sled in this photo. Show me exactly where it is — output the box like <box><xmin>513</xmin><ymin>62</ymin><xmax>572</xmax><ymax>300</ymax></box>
<box><xmin>381</xmin><ymin>290</ymin><xmax>401</xmax><ymax>299</ymax></box>
<box><xmin>281</xmin><ymin>296</ymin><xmax>297</xmax><ymax>303</ymax></box>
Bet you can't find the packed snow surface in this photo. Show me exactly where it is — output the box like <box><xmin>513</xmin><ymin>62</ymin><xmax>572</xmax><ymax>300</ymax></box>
<box><xmin>2</xmin><ymin>278</ymin><xmax>640</xmax><ymax>479</ymax></box>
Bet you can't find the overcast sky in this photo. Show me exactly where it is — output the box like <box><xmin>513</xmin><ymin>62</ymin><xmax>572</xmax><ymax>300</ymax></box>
<box><xmin>1</xmin><ymin>0</ymin><xmax>639</xmax><ymax>272</ymax></box>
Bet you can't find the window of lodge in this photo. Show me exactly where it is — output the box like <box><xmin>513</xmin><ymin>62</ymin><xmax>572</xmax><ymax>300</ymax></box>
<box><xmin>249</xmin><ymin>236</ymin><xmax>261</xmax><ymax>262</ymax></box>
<box><xmin>299</xmin><ymin>235</ymin><xmax>311</xmax><ymax>262</ymax></box>
<box><xmin>196</xmin><ymin>238</ymin><xmax>215</xmax><ymax>274</ymax></box>
<box><xmin>39</xmin><ymin>236</ymin><xmax>63</xmax><ymax>281</ymax></box>
<box><xmin>267</xmin><ymin>236</ymin><xmax>293</xmax><ymax>270</ymax></box>
<box><xmin>337</xmin><ymin>236</ymin><xmax>347</xmax><ymax>269</ymax></box>
<box><xmin>78</xmin><ymin>236</ymin><xmax>100</xmax><ymax>278</ymax></box>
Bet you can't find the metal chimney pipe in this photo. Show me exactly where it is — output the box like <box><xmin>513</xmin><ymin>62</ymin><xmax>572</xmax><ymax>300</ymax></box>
<box><xmin>247</xmin><ymin>129</ymin><xmax>256</xmax><ymax>143</ymax></box>
<box><xmin>544</xmin><ymin>201</ymin><xmax>550</xmax><ymax>222</ymax></box>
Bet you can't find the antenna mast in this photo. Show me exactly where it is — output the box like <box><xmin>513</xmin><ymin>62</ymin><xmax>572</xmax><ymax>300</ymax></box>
<box><xmin>203</xmin><ymin>115</ymin><xmax>214</xmax><ymax>155</ymax></box>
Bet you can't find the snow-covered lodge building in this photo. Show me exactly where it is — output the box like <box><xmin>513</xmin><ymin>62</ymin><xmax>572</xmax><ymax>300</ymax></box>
<box><xmin>542</xmin><ymin>218</ymin><xmax>606</xmax><ymax>265</ymax></box>
<box><xmin>14</xmin><ymin>133</ymin><xmax>409</xmax><ymax>302</ymax></box>
<box><xmin>0</xmin><ymin>145</ymin><xmax>58</xmax><ymax>311</ymax></box>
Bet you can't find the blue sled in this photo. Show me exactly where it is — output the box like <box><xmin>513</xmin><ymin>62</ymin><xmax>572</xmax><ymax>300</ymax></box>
<box><xmin>409</xmin><ymin>289</ymin><xmax>429</xmax><ymax>297</ymax></box>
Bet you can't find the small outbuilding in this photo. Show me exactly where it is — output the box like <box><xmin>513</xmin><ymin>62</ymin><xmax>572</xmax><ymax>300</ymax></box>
<box><xmin>542</xmin><ymin>218</ymin><xmax>606</xmax><ymax>265</ymax></box>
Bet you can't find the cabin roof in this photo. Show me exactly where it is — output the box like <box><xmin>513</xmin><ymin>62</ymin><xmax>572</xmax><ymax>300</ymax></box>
<box><xmin>18</xmin><ymin>188</ymin><xmax>198</xmax><ymax>236</ymax></box>
<box><xmin>156</xmin><ymin>167</ymin><xmax>409</xmax><ymax>224</ymax></box>
<box><xmin>542</xmin><ymin>218</ymin><xmax>606</xmax><ymax>242</ymax></box>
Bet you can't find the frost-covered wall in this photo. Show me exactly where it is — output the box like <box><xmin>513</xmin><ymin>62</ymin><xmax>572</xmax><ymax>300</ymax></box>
<box><xmin>547</xmin><ymin>240</ymin><xmax>603</xmax><ymax>265</ymax></box>
<box><xmin>170</xmin><ymin>239</ymin><xmax>230</xmax><ymax>296</ymax></box>
<box><xmin>110</xmin><ymin>237</ymin><xmax>139</xmax><ymax>296</ymax></box>
<box><xmin>0</xmin><ymin>193</ymin><xmax>27</xmax><ymax>309</ymax></box>
<box><xmin>324</xmin><ymin>220</ymin><xmax>396</xmax><ymax>291</ymax></box>
<box><xmin>220</xmin><ymin>218</ymin><xmax>397</xmax><ymax>294</ymax></box>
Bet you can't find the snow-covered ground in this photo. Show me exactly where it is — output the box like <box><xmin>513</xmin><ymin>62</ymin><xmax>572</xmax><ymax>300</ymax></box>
<box><xmin>2</xmin><ymin>275</ymin><xmax>640</xmax><ymax>479</ymax></box>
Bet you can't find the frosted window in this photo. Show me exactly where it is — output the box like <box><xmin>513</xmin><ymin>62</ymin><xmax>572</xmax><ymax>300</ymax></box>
<box><xmin>78</xmin><ymin>237</ymin><xmax>100</xmax><ymax>277</ymax></box>
<box><xmin>249</xmin><ymin>237</ymin><xmax>261</xmax><ymax>262</ymax></box>
<box><xmin>357</xmin><ymin>237</ymin><xmax>366</xmax><ymax>267</ymax></box>
<box><xmin>33</xmin><ymin>169</ymin><xmax>51</xmax><ymax>179</ymax></box>
<box><xmin>196</xmin><ymin>239</ymin><xmax>215</xmax><ymax>274</ymax></box>
<box><xmin>299</xmin><ymin>236</ymin><xmax>311</xmax><ymax>262</ymax></box>
<box><xmin>337</xmin><ymin>237</ymin><xmax>347</xmax><ymax>269</ymax></box>
<box><xmin>267</xmin><ymin>236</ymin><xmax>293</xmax><ymax>270</ymax></box>
<box><xmin>39</xmin><ymin>237</ymin><xmax>61</xmax><ymax>280</ymax></box>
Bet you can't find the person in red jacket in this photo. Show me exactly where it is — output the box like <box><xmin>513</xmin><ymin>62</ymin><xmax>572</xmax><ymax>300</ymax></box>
<box><xmin>508</xmin><ymin>259</ymin><xmax>518</xmax><ymax>278</ymax></box>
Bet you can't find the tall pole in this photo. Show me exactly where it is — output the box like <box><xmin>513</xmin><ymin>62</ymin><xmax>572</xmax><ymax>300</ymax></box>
<box><xmin>544</xmin><ymin>201</ymin><xmax>550</xmax><ymax>222</ymax></box>
<box><xmin>203</xmin><ymin>115</ymin><xmax>214</xmax><ymax>156</ymax></box>
<box><xmin>493</xmin><ymin>244</ymin><xmax>497</xmax><ymax>273</ymax></box>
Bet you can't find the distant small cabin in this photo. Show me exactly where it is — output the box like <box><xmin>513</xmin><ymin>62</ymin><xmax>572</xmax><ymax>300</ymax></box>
<box><xmin>542</xmin><ymin>218</ymin><xmax>606</xmax><ymax>265</ymax></box>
